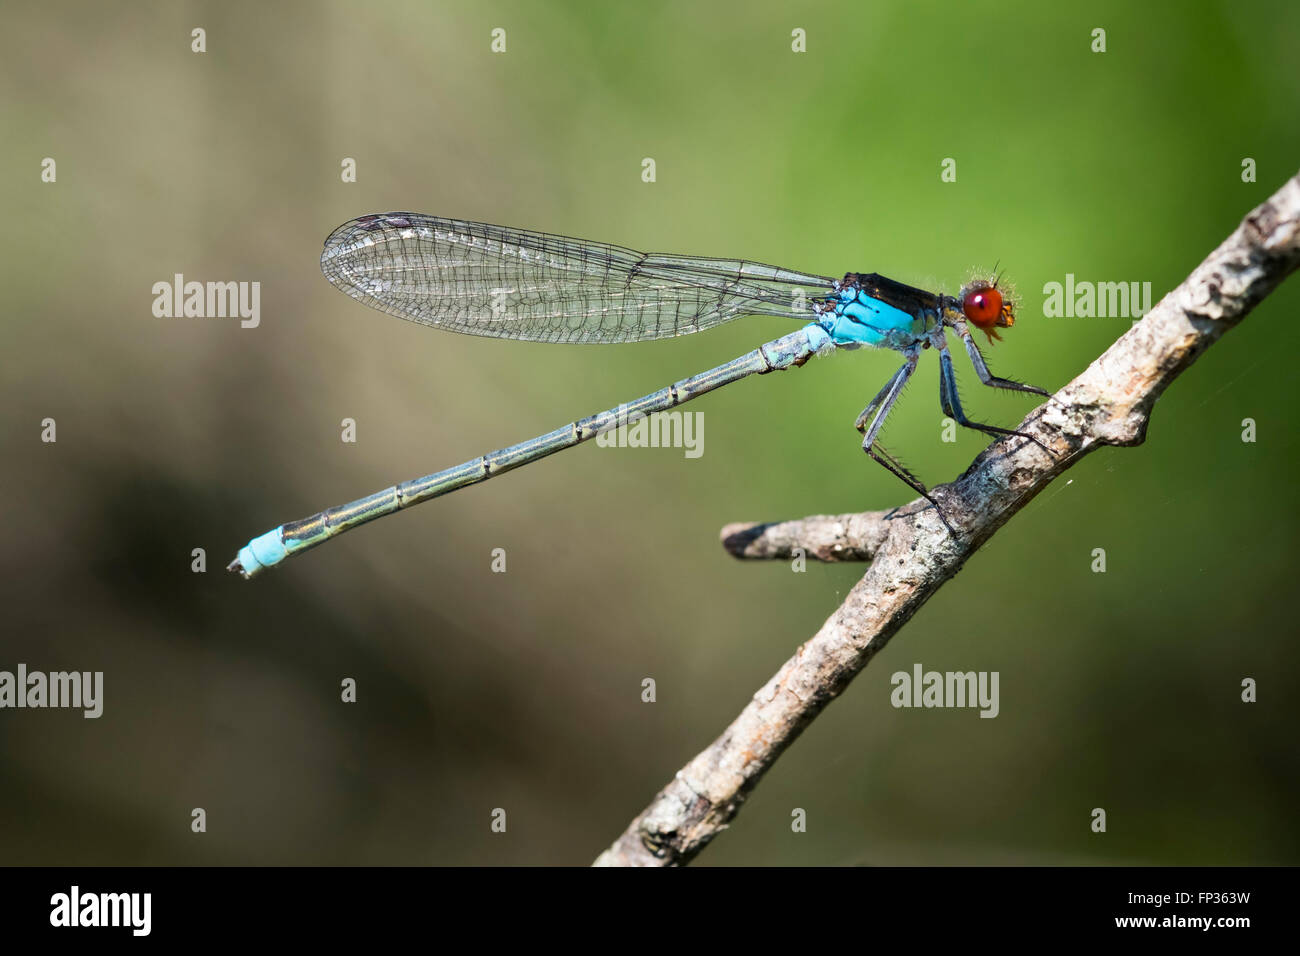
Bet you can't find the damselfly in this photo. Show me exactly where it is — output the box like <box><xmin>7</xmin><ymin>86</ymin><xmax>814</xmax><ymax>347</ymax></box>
<box><xmin>229</xmin><ymin>213</ymin><xmax>1049</xmax><ymax>578</ymax></box>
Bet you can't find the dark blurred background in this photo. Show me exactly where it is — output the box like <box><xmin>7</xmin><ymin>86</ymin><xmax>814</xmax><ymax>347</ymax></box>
<box><xmin>1</xmin><ymin>0</ymin><xmax>1296</xmax><ymax>865</ymax></box>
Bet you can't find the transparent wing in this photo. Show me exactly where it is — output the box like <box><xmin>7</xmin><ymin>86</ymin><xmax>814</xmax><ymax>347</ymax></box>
<box><xmin>320</xmin><ymin>213</ymin><xmax>836</xmax><ymax>344</ymax></box>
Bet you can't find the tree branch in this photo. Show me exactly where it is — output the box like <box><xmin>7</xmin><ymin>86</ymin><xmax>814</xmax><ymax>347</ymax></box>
<box><xmin>720</xmin><ymin>510</ymin><xmax>892</xmax><ymax>562</ymax></box>
<box><xmin>593</xmin><ymin>170</ymin><xmax>1300</xmax><ymax>867</ymax></box>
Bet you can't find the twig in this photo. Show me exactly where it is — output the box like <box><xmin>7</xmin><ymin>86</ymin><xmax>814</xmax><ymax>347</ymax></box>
<box><xmin>720</xmin><ymin>511</ymin><xmax>891</xmax><ymax>562</ymax></box>
<box><xmin>593</xmin><ymin>170</ymin><xmax>1300</xmax><ymax>867</ymax></box>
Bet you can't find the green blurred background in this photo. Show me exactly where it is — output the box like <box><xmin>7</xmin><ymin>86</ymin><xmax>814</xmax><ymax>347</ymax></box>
<box><xmin>1</xmin><ymin>0</ymin><xmax>1296</xmax><ymax>865</ymax></box>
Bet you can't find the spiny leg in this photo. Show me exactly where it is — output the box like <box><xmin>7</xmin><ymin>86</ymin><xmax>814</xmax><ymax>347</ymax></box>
<box><xmin>937</xmin><ymin>343</ymin><xmax>1051</xmax><ymax>456</ymax></box>
<box><xmin>868</xmin><ymin>439</ymin><xmax>937</xmax><ymax>509</ymax></box>
<box><xmin>860</xmin><ymin>348</ymin><xmax>956</xmax><ymax>534</ymax></box>
<box><xmin>855</xmin><ymin>368</ymin><xmax>905</xmax><ymax>433</ymax></box>
<box><xmin>953</xmin><ymin>325</ymin><xmax>1060</xmax><ymax>458</ymax></box>
<box><xmin>955</xmin><ymin>322</ymin><xmax>1050</xmax><ymax>397</ymax></box>
<box><xmin>868</xmin><ymin>444</ymin><xmax>957</xmax><ymax>536</ymax></box>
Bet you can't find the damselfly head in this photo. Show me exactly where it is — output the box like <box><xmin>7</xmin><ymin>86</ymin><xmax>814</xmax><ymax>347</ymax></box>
<box><xmin>959</xmin><ymin>276</ymin><xmax>1016</xmax><ymax>344</ymax></box>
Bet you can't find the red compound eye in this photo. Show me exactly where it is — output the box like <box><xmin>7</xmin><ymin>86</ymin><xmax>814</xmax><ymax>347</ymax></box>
<box><xmin>963</xmin><ymin>286</ymin><xmax>1003</xmax><ymax>328</ymax></box>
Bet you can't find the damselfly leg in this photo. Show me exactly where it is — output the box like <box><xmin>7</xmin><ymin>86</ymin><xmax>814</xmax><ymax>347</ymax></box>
<box><xmin>936</xmin><ymin>339</ymin><xmax>1053</xmax><ymax>456</ymax></box>
<box><xmin>855</xmin><ymin>346</ymin><xmax>956</xmax><ymax>533</ymax></box>
<box><xmin>954</xmin><ymin>322</ymin><xmax>1051</xmax><ymax>399</ymax></box>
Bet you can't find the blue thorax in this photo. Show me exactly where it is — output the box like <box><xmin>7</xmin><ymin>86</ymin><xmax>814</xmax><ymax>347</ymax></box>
<box><xmin>817</xmin><ymin>285</ymin><xmax>930</xmax><ymax>350</ymax></box>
